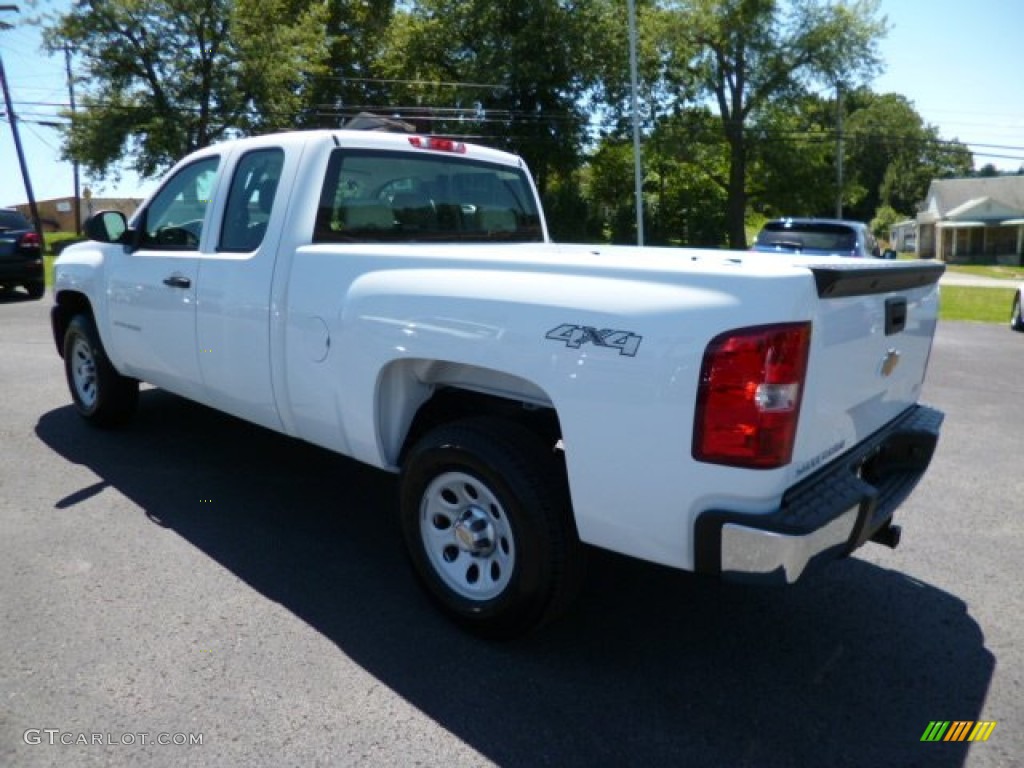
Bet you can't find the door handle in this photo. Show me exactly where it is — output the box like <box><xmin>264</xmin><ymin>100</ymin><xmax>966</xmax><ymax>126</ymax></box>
<box><xmin>163</xmin><ymin>275</ymin><xmax>191</xmax><ymax>289</ymax></box>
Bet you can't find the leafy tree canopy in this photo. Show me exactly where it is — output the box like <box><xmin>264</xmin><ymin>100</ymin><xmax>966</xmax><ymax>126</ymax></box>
<box><xmin>35</xmin><ymin>0</ymin><xmax>978</xmax><ymax>247</ymax></box>
<box><xmin>41</xmin><ymin>0</ymin><xmax>329</xmax><ymax>180</ymax></box>
<box><xmin>376</xmin><ymin>0</ymin><xmax>610</xmax><ymax>194</ymax></box>
<box><xmin>655</xmin><ymin>0</ymin><xmax>888</xmax><ymax>247</ymax></box>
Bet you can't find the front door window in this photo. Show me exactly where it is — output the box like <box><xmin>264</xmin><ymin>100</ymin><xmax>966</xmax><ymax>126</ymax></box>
<box><xmin>139</xmin><ymin>157</ymin><xmax>219</xmax><ymax>250</ymax></box>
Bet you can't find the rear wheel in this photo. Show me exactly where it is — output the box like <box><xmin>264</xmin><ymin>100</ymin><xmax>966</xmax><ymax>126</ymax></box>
<box><xmin>63</xmin><ymin>314</ymin><xmax>139</xmax><ymax>426</ymax></box>
<box><xmin>399</xmin><ymin>418</ymin><xmax>584</xmax><ymax>639</ymax></box>
<box><xmin>26</xmin><ymin>281</ymin><xmax>45</xmax><ymax>300</ymax></box>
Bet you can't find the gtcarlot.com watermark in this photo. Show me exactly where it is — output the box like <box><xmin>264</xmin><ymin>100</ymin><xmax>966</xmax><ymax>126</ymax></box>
<box><xmin>24</xmin><ymin>729</ymin><xmax>203</xmax><ymax>747</ymax></box>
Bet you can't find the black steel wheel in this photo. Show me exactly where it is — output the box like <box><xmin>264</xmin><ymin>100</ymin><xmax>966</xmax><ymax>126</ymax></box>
<box><xmin>399</xmin><ymin>418</ymin><xmax>584</xmax><ymax>639</ymax></box>
<box><xmin>63</xmin><ymin>313</ymin><xmax>139</xmax><ymax>426</ymax></box>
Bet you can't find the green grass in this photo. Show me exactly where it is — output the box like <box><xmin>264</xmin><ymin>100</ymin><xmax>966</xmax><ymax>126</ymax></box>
<box><xmin>940</xmin><ymin>286</ymin><xmax>1016</xmax><ymax>323</ymax></box>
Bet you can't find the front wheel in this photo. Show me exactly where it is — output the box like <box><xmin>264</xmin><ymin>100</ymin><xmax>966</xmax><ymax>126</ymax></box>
<box><xmin>1011</xmin><ymin>293</ymin><xmax>1024</xmax><ymax>332</ymax></box>
<box><xmin>399</xmin><ymin>418</ymin><xmax>584</xmax><ymax>639</ymax></box>
<box><xmin>26</xmin><ymin>281</ymin><xmax>45</xmax><ymax>300</ymax></box>
<box><xmin>63</xmin><ymin>313</ymin><xmax>139</xmax><ymax>426</ymax></box>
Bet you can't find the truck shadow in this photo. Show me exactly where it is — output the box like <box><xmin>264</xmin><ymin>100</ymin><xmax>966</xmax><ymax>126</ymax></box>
<box><xmin>36</xmin><ymin>391</ymin><xmax>992</xmax><ymax>768</ymax></box>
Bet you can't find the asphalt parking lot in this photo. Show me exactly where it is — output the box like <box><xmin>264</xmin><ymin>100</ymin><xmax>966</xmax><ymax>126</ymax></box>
<box><xmin>1</xmin><ymin>294</ymin><xmax>1022</xmax><ymax>767</ymax></box>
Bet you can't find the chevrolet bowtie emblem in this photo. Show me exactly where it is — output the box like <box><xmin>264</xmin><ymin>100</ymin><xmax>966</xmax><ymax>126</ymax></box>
<box><xmin>880</xmin><ymin>349</ymin><xmax>901</xmax><ymax>377</ymax></box>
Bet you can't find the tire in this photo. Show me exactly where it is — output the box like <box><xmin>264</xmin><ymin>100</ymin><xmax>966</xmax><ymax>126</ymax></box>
<box><xmin>1011</xmin><ymin>293</ymin><xmax>1024</xmax><ymax>332</ymax></box>
<box><xmin>399</xmin><ymin>418</ymin><xmax>585</xmax><ymax>639</ymax></box>
<box><xmin>63</xmin><ymin>313</ymin><xmax>139</xmax><ymax>426</ymax></box>
<box><xmin>26</xmin><ymin>281</ymin><xmax>45</xmax><ymax>300</ymax></box>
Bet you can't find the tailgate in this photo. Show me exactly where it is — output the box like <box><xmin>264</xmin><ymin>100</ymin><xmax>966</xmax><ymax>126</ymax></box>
<box><xmin>792</xmin><ymin>260</ymin><xmax>944</xmax><ymax>480</ymax></box>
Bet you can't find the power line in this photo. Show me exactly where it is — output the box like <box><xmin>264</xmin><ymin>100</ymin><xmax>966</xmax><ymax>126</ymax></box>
<box><xmin>313</xmin><ymin>74</ymin><xmax>510</xmax><ymax>91</ymax></box>
<box><xmin>10</xmin><ymin>93</ymin><xmax>1024</xmax><ymax>160</ymax></box>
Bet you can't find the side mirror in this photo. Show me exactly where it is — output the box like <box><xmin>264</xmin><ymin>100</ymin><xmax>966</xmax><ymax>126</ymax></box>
<box><xmin>882</xmin><ymin>249</ymin><xmax>898</xmax><ymax>260</ymax></box>
<box><xmin>83</xmin><ymin>210</ymin><xmax>128</xmax><ymax>244</ymax></box>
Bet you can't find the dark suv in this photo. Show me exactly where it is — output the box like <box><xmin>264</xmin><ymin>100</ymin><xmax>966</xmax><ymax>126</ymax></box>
<box><xmin>0</xmin><ymin>208</ymin><xmax>45</xmax><ymax>299</ymax></box>
<box><xmin>752</xmin><ymin>218</ymin><xmax>883</xmax><ymax>259</ymax></box>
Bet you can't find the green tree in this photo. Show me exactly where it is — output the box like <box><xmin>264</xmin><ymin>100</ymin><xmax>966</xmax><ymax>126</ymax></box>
<box><xmin>841</xmin><ymin>91</ymin><xmax>974</xmax><ymax>220</ymax></box>
<box><xmin>658</xmin><ymin>0</ymin><xmax>887</xmax><ymax>248</ymax></box>
<box><xmin>749</xmin><ymin>89</ymin><xmax>973</xmax><ymax>222</ymax></box>
<box><xmin>749</xmin><ymin>93</ymin><xmax>838</xmax><ymax>218</ymax></box>
<box><xmin>585</xmin><ymin>108</ymin><xmax>728</xmax><ymax>246</ymax></box>
<box><xmin>583</xmin><ymin>140</ymin><xmax>638</xmax><ymax>243</ymax></box>
<box><xmin>41</xmin><ymin>0</ymin><xmax>329</xmax><ymax>180</ymax></box>
<box><xmin>377</xmin><ymin>0</ymin><xmax>609</xmax><ymax>194</ymax></box>
<box><xmin>878</xmin><ymin>126</ymin><xmax>972</xmax><ymax>215</ymax></box>
<box><xmin>645</xmin><ymin>108</ymin><xmax>728</xmax><ymax>246</ymax></box>
<box><xmin>302</xmin><ymin>0</ymin><xmax>396</xmax><ymax>126</ymax></box>
<box><xmin>870</xmin><ymin>203</ymin><xmax>901</xmax><ymax>243</ymax></box>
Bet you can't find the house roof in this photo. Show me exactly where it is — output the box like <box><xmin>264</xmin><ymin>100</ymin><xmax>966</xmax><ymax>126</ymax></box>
<box><xmin>944</xmin><ymin>195</ymin><xmax>1024</xmax><ymax>221</ymax></box>
<box><xmin>923</xmin><ymin>176</ymin><xmax>1024</xmax><ymax>221</ymax></box>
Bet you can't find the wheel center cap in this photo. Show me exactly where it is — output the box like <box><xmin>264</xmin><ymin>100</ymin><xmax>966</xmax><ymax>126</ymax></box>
<box><xmin>454</xmin><ymin>506</ymin><xmax>495</xmax><ymax>556</ymax></box>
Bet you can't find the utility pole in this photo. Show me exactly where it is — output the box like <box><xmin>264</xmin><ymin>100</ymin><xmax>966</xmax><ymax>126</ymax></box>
<box><xmin>64</xmin><ymin>44</ymin><xmax>80</xmax><ymax>234</ymax></box>
<box><xmin>835</xmin><ymin>80</ymin><xmax>843</xmax><ymax>219</ymax></box>
<box><xmin>626</xmin><ymin>0</ymin><xmax>644</xmax><ymax>246</ymax></box>
<box><xmin>0</xmin><ymin>4</ymin><xmax>45</xmax><ymax>249</ymax></box>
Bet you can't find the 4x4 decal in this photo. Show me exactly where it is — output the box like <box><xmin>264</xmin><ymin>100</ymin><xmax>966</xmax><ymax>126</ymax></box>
<box><xmin>545</xmin><ymin>324</ymin><xmax>642</xmax><ymax>357</ymax></box>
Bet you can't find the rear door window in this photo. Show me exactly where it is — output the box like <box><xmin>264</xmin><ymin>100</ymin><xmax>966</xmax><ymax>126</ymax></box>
<box><xmin>219</xmin><ymin>148</ymin><xmax>284</xmax><ymax>252</ymax></box>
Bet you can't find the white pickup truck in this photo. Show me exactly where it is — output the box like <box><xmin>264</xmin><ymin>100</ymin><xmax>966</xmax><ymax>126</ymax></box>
<box><xmin>52</xmin><ymin>128</ymin><xmax>945</xmax><ymax>638</ymax></box>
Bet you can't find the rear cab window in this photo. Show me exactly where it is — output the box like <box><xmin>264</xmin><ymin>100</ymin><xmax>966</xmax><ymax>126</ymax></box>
<box><xmin>0</xmin><ymin>210</ymin><xmax>32</xmax><ymax>230</ymax></box>
<box><xmin>756</xmin><ymin>222</ymin><xmax>857</xmax><ymax>252</ymax></box>
<box><xmin>313</xmin><ymin>148</ymin><xmax>543</xmax><ymax>244</ymax></box>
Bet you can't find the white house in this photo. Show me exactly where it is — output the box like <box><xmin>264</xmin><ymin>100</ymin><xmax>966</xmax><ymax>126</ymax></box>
<box><xmin>889</xmin><ymin>219</ymin><xmax>917</xmax><ymax>252</ymax></box>
<box><xmin>916</xmin><ymin>176</ymin><xmax>1024</xmax><ymax>264</ymax></box>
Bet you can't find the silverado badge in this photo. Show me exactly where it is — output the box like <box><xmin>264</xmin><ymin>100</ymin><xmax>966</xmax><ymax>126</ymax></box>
<box><xmin>880</xmin><ymin>348</ymin><xmax>901</xmax><ymax>377</ymax></box>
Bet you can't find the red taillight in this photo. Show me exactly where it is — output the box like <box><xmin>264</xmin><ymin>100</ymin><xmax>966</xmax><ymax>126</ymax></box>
<box><xmin>693</xmin><ymin>322</ymin><xmax>811</xmax><ymax>469</ymax></box>
<box><xmin>409</xmin><ymin>136</ymin><xmax>466</xmax><ymax>154</ymax></box>
<box><xmin>19</xmin><ymin>232</ymin><xmax>41</xmax><ymax>251</ymax></box>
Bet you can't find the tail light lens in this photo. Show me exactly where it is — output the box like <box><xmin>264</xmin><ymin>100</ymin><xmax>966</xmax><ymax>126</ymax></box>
<box><xmin>693</xmin><ymin>322</ymin><xmax>812</xmax><ymax>469</ymax></box>
<box><xmin>19</xmin><ymin>232</ymin><xmax>41</xmax><ymax>253</ymax></box>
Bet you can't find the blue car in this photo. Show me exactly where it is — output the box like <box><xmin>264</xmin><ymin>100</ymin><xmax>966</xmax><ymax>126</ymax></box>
<box><xmin>752</xmin><ymin>218</ymin><xmax>884</xmax><ymax>259</ymax></box>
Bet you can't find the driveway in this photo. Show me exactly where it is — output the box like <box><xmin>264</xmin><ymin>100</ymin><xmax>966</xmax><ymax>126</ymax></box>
<box><xmin>939</xmin><ymin>271</ymin><xmax>1019</xmax><ymax>288</ymax></box>
<box><xmin>1</xmin><ymin>296</ymin><xmax>1022</xmax><ymax>767</ymax></box>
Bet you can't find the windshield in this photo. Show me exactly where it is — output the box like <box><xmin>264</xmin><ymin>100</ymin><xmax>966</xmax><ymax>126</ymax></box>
<box><xmin>313</xmin><ymin>148</ymin><xmax>544</xmax><ymax>244</ymax></box>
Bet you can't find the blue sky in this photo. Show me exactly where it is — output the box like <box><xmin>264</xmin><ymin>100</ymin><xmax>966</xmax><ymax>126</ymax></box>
<box><xmin>872</xmin><ymin>0</ymin><xmax>1024</xmax><ymax>170</ymax></box>
<box><xmin>2</xmin><ymin>0</ymin><xmax>1023</xmax><ymax>208</ymax></box>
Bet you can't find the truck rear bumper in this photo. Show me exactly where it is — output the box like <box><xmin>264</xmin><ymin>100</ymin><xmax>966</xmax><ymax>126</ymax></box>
<box><xmin>694</xmin><ymin>404</ymin><xmax>944</xmax><ymax>584</ymax></box>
